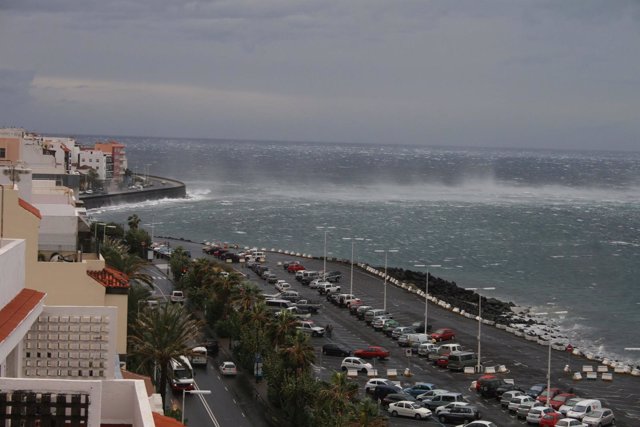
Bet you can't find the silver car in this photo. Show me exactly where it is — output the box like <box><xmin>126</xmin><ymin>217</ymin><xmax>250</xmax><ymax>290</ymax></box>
<box><xmin>583</xmin><ymin>408</ymin><xmax>615</xmax><ymax>427</ymax></box>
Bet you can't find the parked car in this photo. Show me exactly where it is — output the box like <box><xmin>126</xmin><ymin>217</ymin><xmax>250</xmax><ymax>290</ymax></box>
<box><xmin>324</xmin><ymin>271</ymin><xmax>343</xmax><ymax>282</ymax></box>
<box><xmin>500</xmin><ymin>390</ymin><xmax>524</xmax><ymax>408</ymax></box>
<box><xmin>436</xmin><ymin>405</ymin><xmax>481</xmax><ymax>424</ymax></box>
<box><xmin>219</xmin><ymin>361</ymin><xmax>237</xmax><ymax>376</ymax></box>
<box><xmin>417</xmin><ymin>342</ymin><xmax>438</xmax><ymax>356</ymax></box>
<box><xmin>382</xmin><ymin>319</ymin><xmax>401</xmax><ymax>336</ymax></box>
<box><xmin>567</xmin><ymin>400</ymin><xmax>603</xmax><ymax>421</ymax></box>
<box><xmin>287</xmin><ymin>263</ymin><xmax>306</xmax><ymax>272</ymax></box>
<box><xmin>387</xmin><ymin>401</ymin><xmax>432</xmax><ymax>420</ymax></box>
<box><xmin>416</xmin><ymin>389</ymin><xmax>450</xmax><ymax>402</ymax></box>
<box><xmin>430</xmin><ymin>327</ymin><xmax>456</xmax><ymax>342</ymax></box>
<box><xmin>356</xmin><ymin>305</ymin><xmax>373</xmax><ymax>320</ymax></box>
<box><xmin>381</xmin><ymin>393</ymin><xmax>419</xmax><ymax>408</ymax></box>
<box><xmin>392</xmin><ymin>326</ymin><xmax>415</xmax><ymax>340</ymax></box>
<box><xmin>540</xmin><ymin>412</ymin><xmax>564</xmax><ymax>427</ymax></box>
<box><xmin>555</xmin><ymin>419</ymin><xmax>588</xmax><ymax>427</ymax></box>
<box><xmin>353</xmin><ymin>346</ymin><xmax>390</xmax><ymax>360</ymax></box>
<box><xmin>341</xmin><ymin>357</ymin><xmax>372</xmax><ymax>373</ymax></box>
<box><xmin>517</xmin><ymin>401</ymin><xmax>544</xmax><ymax>420</ymax></box>
<box><xmin>296</xmin><ymin>321</ymin><xmax>325</xmax><ymax>337</ymax></box>
<box><xmin>527</xmin><ymin>383</ymin><xmax>547</xmax><ymax>398</ymax></box>
<box><xmin>582</xmin><ymin>408</ymin><xmax>615</xmax><ymax>427</ymax></box>
<box><xmin>550</xmin><ymin>393</ymin><xmax>577</xmax><ymax>411</ymax></box>
<box><xmin>373</xmin><ymin>384</ymin><xmax>404</xmax><ymax>401</ymax></box>
<box><xmin>559</xmin><ymin>398</ymin><xmax>587</xmax><ymax>416</ymax></box>
<box><xmin>349</xmin><ymin>300</ymin><xmax>365</xmax><ymax>314</ymax></box>
<box><xmin>170</xmin><ymin>290</ymin><xmax>185</xmax><ymax>303</ymax></box>
<box><xmin>309</xmin><ymin>279</ymin><xmax>328</xmax><ymax>289</ymax></box>
<box><xmin>364</xmin><ymin>378</ymin><xmax>398</xmax><ymax>394</ymax></box>
<box><xmin>435</xmin><ymin>354</ymin><xmax>449</xmax><ymax>368</ymax></box>
<box><xmin>433</xmin><ymin>401</ymin><xmax>471</xmax><ymax>415</ymax></box>
<box><xmin>456</xmin><ymin>422</ymin><xmax>498</xmax><ymax>427</ymax></box>
<box><xmin>403</xmin><ymin>382</ymin><xmax>437</xmax><ymax>398</ymax></box>
<box><xmin>322</xmin><ymin>343</ymin><xmax>350</xmax><ymax>356</ymax></box>
<box><xmin>526</xmin><ymin>406</ymin><xmax>558</xmax><ymax>424</ymax></box>
<box><xmin>508</xmin><ymin>395</ymin><xmax>536</xmax><ymax>413</ymax></box>
<box><xmin>537</xmin><ymin>387</ymin><xmax>562</xmax><ymax>405</ymax></box>
<box><xmin>421</xmin><ymin>392</ymin><xmax>466</xmax><ymax>411</ymax></box>
<box><xmin>275</xmin><ymin>281</ymin><xmax>291</xmax><ymax>292</ymax></box>
<box><xmin>372</xmin><ymin>317</ymin><xmax>395</xmax><ymax>331</ymax></box>
<box><xmin>412</xmin><ymin>320</ymin><xmax>433</xmax><ymax>333</ymax></box>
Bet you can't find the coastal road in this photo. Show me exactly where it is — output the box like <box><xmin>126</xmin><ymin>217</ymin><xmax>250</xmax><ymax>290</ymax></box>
<box><xmin>160</xmin><ymin>238</ymin><xmax>640</xmax><ymax>425</ymax></box>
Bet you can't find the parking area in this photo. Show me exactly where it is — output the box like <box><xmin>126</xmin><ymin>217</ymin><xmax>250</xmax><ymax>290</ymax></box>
<box><xmin>238</xmin><ymin>250</ymin><xmax>640</xmax><ymax>426</ymax></box>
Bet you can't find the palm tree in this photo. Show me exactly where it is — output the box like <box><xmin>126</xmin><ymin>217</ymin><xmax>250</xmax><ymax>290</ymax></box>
<box><xmin>280</xmin><ymin>332</ymin><xmax>315</xmax><ymax>375</ymax></box>
<box><xmin>316</xmin><ymin>372</ymin><xmax>360</xmax><ymax>427</ymax></box>
<box><xmin>127</xmin><ymin>214</ymin><xmax>141</xmax><ymax>230</ymax></box>
<box><xmin>128</xmin><ymin>303</ymin><xmax>202</xmax><ymax>409</ymax></box>
<box><xmin>230</xmin><ymin>283</ymin><xmax>262</xmax><ymax>318</ymax></box>
<box><xmin>270</xmin><ymin>310</ymin><xmax>298</xmax><ymax>350</ymax></box>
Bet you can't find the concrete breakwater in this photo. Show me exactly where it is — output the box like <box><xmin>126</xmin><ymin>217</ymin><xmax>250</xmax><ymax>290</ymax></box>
<box><xmin>80</xmin><ymin>175</ymin><xmax>186</xmax><ymax>209</ymax></box>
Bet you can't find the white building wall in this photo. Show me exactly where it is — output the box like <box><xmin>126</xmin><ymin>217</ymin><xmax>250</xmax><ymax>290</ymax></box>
<box><xmin>78</xmin><ymin>150</ymin><xmax>107</xmax><ymax>181</ymax></box>
<box><xmin>23</xmin><ymin>306</ymin><xmax>118</xmax><ymax>380</ymax></box>
<box><xmin>0</xmin><ymin>239</ymin><xmax>26</xmax><ymax>307</ymax></box>
<box><xmin>20</xmin><ymin>137</ymin><xmax>61</xmax><ymax>175</ymax></box>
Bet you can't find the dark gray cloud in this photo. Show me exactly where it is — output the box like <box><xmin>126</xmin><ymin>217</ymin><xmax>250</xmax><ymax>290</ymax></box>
<box><xmin>1</xmin><ymin>0</ymin><xmax>639</xmax><ymax>150</ymax></box>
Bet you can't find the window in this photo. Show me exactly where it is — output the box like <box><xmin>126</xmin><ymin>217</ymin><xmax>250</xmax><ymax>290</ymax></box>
<box><xmin>0</xmin><ymin>148</ymin><xmax>5</xmax><ymax>158</ymax></box>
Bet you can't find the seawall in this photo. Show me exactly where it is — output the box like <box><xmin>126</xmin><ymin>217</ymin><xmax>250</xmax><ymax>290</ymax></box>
<box><xmin>79</xmin><ymin>175</ymin><xmax>186</xmax><ymax>209</ymax></box>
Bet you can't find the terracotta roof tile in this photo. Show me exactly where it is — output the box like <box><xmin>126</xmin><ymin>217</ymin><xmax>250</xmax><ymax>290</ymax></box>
<box><xmin>18</xmin><ymin>198</ymin><xmax>42</xmax><ymax>219</ymax></box>
<box><xmin>0</xmin><ymin>289</ymin><xmax>46</xmax><ymax>344</ymax></box>
<box><xmin>152</xmin><ymin>412</ymin><xmax>185</xmax><ymax>427</ymax></box>
<box><xmin>87</xmin><ymin>267</ymin><xmax>130</xmax><ymax>288</ymax></box>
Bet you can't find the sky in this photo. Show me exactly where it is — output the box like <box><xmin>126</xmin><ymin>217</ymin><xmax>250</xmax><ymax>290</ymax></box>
<box><xmin>1</xmin><ymin>0</ymin><xmax>639</xmax><ymax>151</ymax></box>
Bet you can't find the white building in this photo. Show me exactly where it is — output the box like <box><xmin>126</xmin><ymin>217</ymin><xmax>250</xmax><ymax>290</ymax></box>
<box><xmin>78</xmin><ymin>148</ymin><xmax>109</xmax><ymax>181</ymax></box>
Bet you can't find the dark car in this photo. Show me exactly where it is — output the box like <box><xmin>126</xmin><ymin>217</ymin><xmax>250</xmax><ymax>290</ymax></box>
<box><xmin>526</xmin><ymin>383</ymin><xmax>546</xmax><ymax>398</ymax></box>
<box><xmin>412</xmin><ymin>321</ymin><xmax>433</xmax><ymax>333</ymax></box>
<box><xmin>200</xmin><ymin>339</ymin><xmax>219</xmax><ymax>356</ymax></box>
<box><xmin>437</xmin><ymin>405</ymin><xmax>481</xmax><ymax>424</ymax></box>
<box><xmin>381</xmin><ymin>393</ymin><xmax>419</xmax><ymax>408</ymax></box>
<box><xmin>478</xmin><ymin>378</ymin><xmax>509</xmax><ymax>398</ymax></box>
<box><xmin>322</xmin><ymin>343</ymin><xmax>350</xmax><ymax>357</ymax></box>
<box><xmin>495</xmin><ymin>382</ymin><xmax>524</xmax><ymax>398</ymax></box>
<box><xmin>372</xmin><ymin>384</ymin><xmax>403</xmax><ymax>401</ymax></box>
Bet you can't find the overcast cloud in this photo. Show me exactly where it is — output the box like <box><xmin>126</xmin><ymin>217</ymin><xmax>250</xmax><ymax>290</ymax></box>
<box><xmin>1</xmin><ymin>0</ymin><xmax>639</xmax><ymax>150</ymax></box>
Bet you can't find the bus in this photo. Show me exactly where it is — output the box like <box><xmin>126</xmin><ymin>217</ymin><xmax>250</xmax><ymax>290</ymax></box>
<box><xmin>170</xmin><ymin>356</ymin><xmax>194</xmax><ymax>391</ymax></box>
<box><xmin>190</xmin><ymin>346</ymin><xmax>208</xmax><ymax>367</ymax></box>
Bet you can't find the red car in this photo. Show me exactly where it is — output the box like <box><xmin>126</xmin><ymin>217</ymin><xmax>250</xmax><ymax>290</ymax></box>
<box><xmin>539</xmin><ymin>411</ymin><xmax>563</xmax><ymax>426</ymax></box>
<box><xmin>475</xmin><ymin>374</ymin><xmax>497</xmax><ymax>391</ymax></box>
<box><xmin>287</xmin><ymin>264</ymin><xmax>306</xmax><ymax>272</ymax></box>
<box><xmin>549</xmin><ymin>393</ymin><xmax>576</xmax><ymax>410</ymax></box>
<box><xmin>353</xmin><ymin>346</ymin><xmax>390</xmax><ymax>360</ymax></box>
<box><xmin>537</xmin><ymin>387</ymin><xmax>561</xmax><ymax>405</ymax></box>
<box><xmin>435</xmin><ymin>355</ymin><xmax>449</xmax><ymax>368</ymax></box>
<box><xmin>430</xmin><ymin>328</ymin><xmax>456</xmax><ymax>342</ymax></box>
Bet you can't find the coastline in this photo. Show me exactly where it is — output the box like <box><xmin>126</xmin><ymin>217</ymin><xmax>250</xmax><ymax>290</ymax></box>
<box><xmin>79</xmin><ymin>174</ymin><xmax>186</xmax><ymax>209</ymax></box>
<box><xmin>161</xmin><ymin>234</ymin><xmax>640</xmax><ymax>374</ymax></box>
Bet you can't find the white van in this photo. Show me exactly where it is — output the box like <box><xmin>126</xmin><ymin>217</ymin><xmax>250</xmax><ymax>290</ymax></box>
<box><xmin>447</xmin><ymin>351</ymin><xmax>478</xmax><ymax>371</ymax></box>
<box><xmin>406</xmin><ymin>333</ymin><xmax>432</xmax><ymax>349</ymax></box>
<box><xmin>566</xmin><ymin>399</ymin><xmax>602</xmax><ymax>420</ymax></box>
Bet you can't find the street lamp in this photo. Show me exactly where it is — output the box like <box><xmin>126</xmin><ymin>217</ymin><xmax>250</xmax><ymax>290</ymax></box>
<box><xmin>414</xmin><ymin>263</ymin><xmax>441</xmax><ymax>335</ymax></box>
<box><xmin>317</xmin><ymin>226</ymin><xmax>335</xmax><ymax>277</ymax></box>
<box><xmin>181</xmin><ymin>389</ymin><xmax>211</xmax><ymax>424</ymax></box>
<box><xmin>531</xmin><ymin>310</ymin><xmax>568</xmax><ymax>407</ymax></box>
<box><xmin>374</xmin><ymin>249</ymin><xmax>399</xmax><ymax>312</ymax></box>
<box><xmin>465</xmin><ymin>286</ymin><xmax>496</xmax><ymax>373</ymax></box>
<box><xmin>342</xmin><ymin>237</ymin><xmax>365</xmax><ymax>295</ymax></box>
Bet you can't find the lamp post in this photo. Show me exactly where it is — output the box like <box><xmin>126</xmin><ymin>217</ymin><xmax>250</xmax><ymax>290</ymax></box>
<box><xmin>317</xmin><ymin>226</ymin><xmax>335</xmax><ymax>278</ymax></box>
<box><xmin>531</xmin><ymin>310</ymin><xmax>568</xmax><ymax>407</ymax></box>
<box><xmin>342</xmin><ymin>237</ymin><xmax>365</xmax><ymax>295</ymax></box>
<box><xmin>374</xmin><ymin>249</ymin><xmax>399</xmax><ymax>312</ymax></box>
<box><xmin>465</xmin><ymin>287</ymin><xmax>496</xmax><ymax>373</ymax></box>
<box><xmin>181</xmin><ymin>389</ymin><xmax>212</xmax><ymax>424</ymax></box>
<box><xmin>414</xmin><ymin>263</ymin><xmax>441</xmax><ymax>335</ymax></box>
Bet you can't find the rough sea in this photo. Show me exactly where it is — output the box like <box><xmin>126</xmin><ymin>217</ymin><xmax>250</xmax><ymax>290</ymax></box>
<box><xmin>82</xmin><ymin>136</ymin><xmax>640</xmax><ymax>365</ymax></box>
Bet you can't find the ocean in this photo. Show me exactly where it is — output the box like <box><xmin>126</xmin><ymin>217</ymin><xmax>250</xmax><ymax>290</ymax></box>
<box><xmin>82</xmin><ymin>136</ymin><xmax>640</xmax><ymax>365</ymax></box>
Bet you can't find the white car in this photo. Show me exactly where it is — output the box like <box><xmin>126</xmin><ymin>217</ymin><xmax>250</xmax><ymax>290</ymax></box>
<box><xmin>309</xmin><ymin>279</ymin><xmax>328</xmax><ymax>289</ymax></box>
<box><xmin>340</xmin><ymin>357</ymin><xmax>373</xmax><ymax>373</ymax></box>
<box><xmin>582</xmin><ymin>408</ymin><xmax>615</xmax><ymax>427</ymax></box>
<box><xmin>526</xmin><ymin>406</ymin><xmax>557</xmax><ymax>424</ymax></box>
<box><xmin>454</xmin><ymin>422</ymin><xmax>498</xmax><ymax>427</ymax></box>
<box><xmin>170</xmin><ymin>290</ymin><xmax>185</xmax><ymax>303</ymax></box>
<box><xmin>508</xmin><ymin>395</ymin><xmax>535</xmax><ymax>412</ymax></box>
<box><xmin>364</xmin><ymin>378</ymin><xmax>397</xmax><ymax>393</ymax></box>
<box><xmin>275</xmin><ymin>281</ymin><xmax>291</xmax><ymax>292</ymax></box>
<box><xmin>555</xmin><ymin>419</ymin><xmax>587</xmax><ymax>427</ymax></box>
<box><xmin>219</xmin><ymin>361</ymin><xmax>237</xmax><ymax>376</ymax></box>
<box><xmin>387</xmin><ymin>401</ymin><xmax>432</xmax><ymax>420</ymax></box>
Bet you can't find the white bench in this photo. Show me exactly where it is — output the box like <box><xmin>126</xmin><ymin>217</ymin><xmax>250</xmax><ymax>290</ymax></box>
<box><xmin>586</xmin><ymin>371</ymin><xmax>598</xmax><ymax>380</ymax></box>
<box><xmin>463</xmin><ymin>366</ymin><xmax>475</xmax><ymax>374</ymax></box>
<box><xmin>484</xmin><ymin>366</ymin><xmax>496</xmax><ymax>374</ymax></box>
<box><xmin>572</xmin><ymin>372</ymin><xmax>582</xmax><ymax>381</ymax></box>
<box><xmin>387</xmin><ymin>369</ymin><xmax>398</xmax><ymax>379</ymax></box>
<box><xmin>347</xmin><ymin>369</ymin><xmax>358</xmax><ymax>378</ymax></box>
<box><xmin>601</xmin><ymin>373</ymin><xmax>613</xmax><ymax>381</ymax></box>
<box><xmin>597</xmin><ymin>365</ymin><xmax>608</xmax><ymax>373</ymax></box>
<box><xmin>582</xmin><ymin>365</ymin><xmax>594</xmax><ymax>373</ymax></box>
<box><xmin>367</xmin><ymin>368</ymin><xmax>378</xmax><ymax>377</ymax></box>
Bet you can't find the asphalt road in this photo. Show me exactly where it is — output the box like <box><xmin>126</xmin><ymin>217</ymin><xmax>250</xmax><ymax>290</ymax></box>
<box><xmin>157</xmin><ymin>239</ymin><xmax>640</xmax><ymax>426</ymax></box>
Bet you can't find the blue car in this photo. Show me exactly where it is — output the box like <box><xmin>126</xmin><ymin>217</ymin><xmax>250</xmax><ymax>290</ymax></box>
<box><xmin>403</xmin><ymin>382</ymin><xmax>437</xmax><ymax>398</ymax></box>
